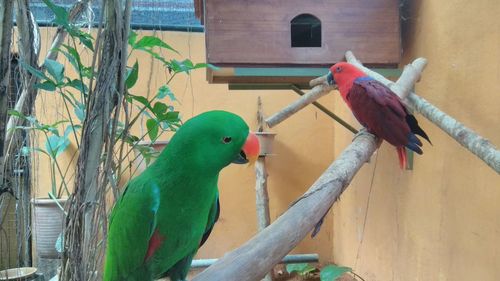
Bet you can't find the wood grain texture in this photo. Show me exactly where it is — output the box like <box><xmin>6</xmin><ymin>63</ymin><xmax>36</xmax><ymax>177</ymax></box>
<box><xmin>205</xmin><ymin>0</ymin><xmax>401</xmax><ymax>66</ymax></box>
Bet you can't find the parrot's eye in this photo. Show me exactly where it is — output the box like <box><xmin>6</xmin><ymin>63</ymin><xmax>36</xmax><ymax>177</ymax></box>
<box><xmin>222</xmin><ymin>136</ymin><xmax>232</xmax><ymax>144</ymax></box>
<box><xmin>336</xmin><ymin>66</ymin><xmax>342</xmax><ymax>73</ymax></box>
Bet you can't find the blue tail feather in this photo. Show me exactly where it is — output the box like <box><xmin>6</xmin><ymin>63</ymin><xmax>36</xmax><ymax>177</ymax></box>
<box><xmin>406</xmin><ymin>133</ymin><xmax>423</xmax><ymax>154</ymax></box>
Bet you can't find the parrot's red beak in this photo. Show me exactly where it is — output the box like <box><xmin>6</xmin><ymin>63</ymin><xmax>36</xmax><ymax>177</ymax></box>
<box><xmin>232</xmin><ymin>132</ymin><xmax>260</xmax><ymax>165</ymax></box>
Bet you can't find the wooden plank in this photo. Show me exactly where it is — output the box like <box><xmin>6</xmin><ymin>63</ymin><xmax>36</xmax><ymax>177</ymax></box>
<box><xmin>209</xmin><ymin>66</ymin><xmax>401</xmax><ymax>84</ymax></box>
<box><xmin>205</xmin><ymin>0</ymin><xmax>400</xmax><ymax>65</ymax></box>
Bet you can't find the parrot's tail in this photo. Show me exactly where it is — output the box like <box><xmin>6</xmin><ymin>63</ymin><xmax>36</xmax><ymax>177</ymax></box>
<box><xmin>397</xmin><ymin>147</ymin><xmax>407</xmax><ymax>170</ymax></box>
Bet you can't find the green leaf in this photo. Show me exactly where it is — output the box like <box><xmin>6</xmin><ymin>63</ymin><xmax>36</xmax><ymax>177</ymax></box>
<box><xmin>157</xmin><ymin>85</ymin><xmax>176</xmax><ymax>101</ymax></box>
<box><xmin>7</xmin><ymin>109</ymin><xmax>24</xmax><ymax>118</ymax></box>
<box><xmin>125</xmin><ymin>60</ymin><xmax>139</xmax><ymax>89</ymax></box>
<box><xmin>134</xmin><ymin>36</ymin><xmax>179</xmax><ymax>54</ymax></box>
<box><xmin>170</xmin><ymin>59</ymin><xmax>197</xmax><ymax>74</ymax></box>
<box><xmin>35</xmin><ymin>81</ymin><xmax>57</xmax><ymax>91</ymax></box>
<box><xmin>145</xmin><ymin>49</ymin><xmax>170</xmax><ymax>66</ymax></box>
<box><xmin>146</xmin><ymin>118</ymin><xmax>159</xmax><ymax>141</ymax></box>
<box><xmin>19</xmin><ymin>60</ymin><xmax>49</xmax><ymax>80</ymax></box>
<box><xmin>320</xmin><ymin>265</ymin><xmax>352</xmax><ymax>281</ymax></box>
<box><xmin>75</xmin><ymin>102</ymin><xmax>86</xmax><ymax>122</ymax></box>
<box><xmin>43</xmin><ymin>59</ymin><xmax>65</xmax><ymax>83</ymax></box>
<box><xmin>160</xmin><ymin>111</ymin><xmax>179</xmax><ymax>123</ymax></box>
<box><xmin>129</xmin><ymin>95</ymin><xmax>153</xmax><ymax>110</ymax></box>
<box><xmin>67</xmin><ymin>79</ymin><xmax>88</xmax><ymax>94</ymax></box>
<box><xmin>60</xmin><ymin>44</ymin><xmax>83</xmax><ymax>73</ymax></box>
<box><xmin>42</xmin><ymin>0</ymin><xmax>69</xmax><ymax>27</ymax></box>
<box><xmin>63</xmin><ymin>125</ymin><xmax>78</xmax><ymax>139</ymax></box>
<box><xmin>287</xmin><ymin>263</ymin><xmax>316</xmax><ymax>276</ymax></box>
<box><xmin>128</xmin><ymin>31</ymin><xmax>138</xmax><ymax>46</ymax></box>
<box><xmin>152</xmin><ymin>102</ymin><xmax>168</xmax><ymax>117</ymax></box>
<box><xmin>206</xmin><ymin>63</ymin><xmax>220</xmax><ymax>71</ymax></box>
<box><xmin>124</xmin><ymin>133</ymin><xmax>140</xmax><ymax>145</ymax></box>
<box><xmin>188</xmin><ymin>62</ymin><xmax>220</xmax><ymax>71</ymax></box>
<box><xmin>45</xmin><ymin>135</ymin><xmax>70</xmax><ymax>159</ymax></box>
<box><xmin>77</xmin><ymin>31</ymin><xmax>94</xmax><ymax>51</ymax></box>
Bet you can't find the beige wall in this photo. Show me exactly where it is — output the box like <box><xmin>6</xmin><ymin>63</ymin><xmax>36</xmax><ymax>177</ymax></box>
<box><xmin>33</xmin><ymin>0</ymin><xmax>500</xmax><ymax>276</ymax></box>
<box><xmin>34</xmin><ymin>29</ymin><xmax>336</xmax><ymax>261</ymax></box>
<box><xmin>332</xmin><ymin>1</ymin><xmax>500</xmax><ymax>280</ymax></box>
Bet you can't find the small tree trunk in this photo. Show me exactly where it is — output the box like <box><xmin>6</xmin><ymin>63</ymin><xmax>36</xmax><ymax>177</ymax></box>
<box><xmin>0</xmin><ymin>0</ymin><xmax>13</xmax><ymax>160</ymax></box>
<box><xmin>61</xmin><ymin>0</ymin><xmax>131</xmax><ymax>280</ymax></box>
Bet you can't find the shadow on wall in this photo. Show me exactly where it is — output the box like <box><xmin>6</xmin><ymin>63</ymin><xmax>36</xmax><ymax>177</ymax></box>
<box><xmin>400</xmin><ymin>0</ymin><xmax>423</xmax><ymax>55</ymax></box>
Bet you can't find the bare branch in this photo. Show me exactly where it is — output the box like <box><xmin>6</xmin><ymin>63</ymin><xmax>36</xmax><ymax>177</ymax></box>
<box><xmin>309</xmin><ymin>75</ymin><xmax>327</xmax><ymax>87</ymax></box>
<box><xmin>345</xmin><ymin>51</ymin><xmax>500</xmax><ymax>174</ymax></box>
<box><xmin>265</xmin><ymin>84</ymin><xmax>336</xmax><ymax>128</ymax></box>
<box><xmin>409</xmin><ymin>94</ymin><xmax>500</xmax><ymax>173</ymax></box>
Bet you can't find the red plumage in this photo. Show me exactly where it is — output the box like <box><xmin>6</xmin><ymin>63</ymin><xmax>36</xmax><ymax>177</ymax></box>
<box><xmin>329</xmin><ymin>62</ymin><xmax>431</xmax><ymax>169</ymax></box>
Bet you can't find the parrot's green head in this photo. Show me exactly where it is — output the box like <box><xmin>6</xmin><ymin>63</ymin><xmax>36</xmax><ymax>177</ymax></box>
<box><xmin>164</xmin><ymin>110</ymin><xmax>260</xmax><ymax>174</ymax></box>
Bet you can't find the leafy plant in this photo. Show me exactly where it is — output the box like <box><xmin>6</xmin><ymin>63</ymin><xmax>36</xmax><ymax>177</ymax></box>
<box><xmin>286</xmin><ymin>263</ymin><xmax>361</xmax><ymax>281</ymax></box>
<box><xmin>320</xmin><ymin>265</ymin><xmax>352</xmax><ymax>281</ymax></box>
<box><xmin>11</xmin><ymin>0</ymin><xmax>213</xmax><ymax>199</ymax></box>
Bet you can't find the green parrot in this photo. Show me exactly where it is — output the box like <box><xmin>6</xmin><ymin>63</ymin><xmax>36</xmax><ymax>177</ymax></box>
<box><xmin>103</xmin><ymin>110</ymin><xmax>260</xmax><ymax>281</ymax></box>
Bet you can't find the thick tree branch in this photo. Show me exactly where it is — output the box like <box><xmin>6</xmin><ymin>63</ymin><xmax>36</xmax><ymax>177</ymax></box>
<box><xmin>345</xmin><ymin>51</ymin><xmax>500</xmax><ymax>174</ymax></box>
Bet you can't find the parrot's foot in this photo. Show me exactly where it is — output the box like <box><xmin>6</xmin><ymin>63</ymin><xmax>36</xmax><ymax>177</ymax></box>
<box><xmin>352</xmin><ymin>128</ymin><xmax>382</xmax><ymax>164</ymax></box>
<box><xmin>352</xmin><ymin>127</ymin><xmax>370</xmax><ymax>141</ymax></box>
<box><xmin>353</xmin><ymin>128</ymin><xmax>382</xmax><ymax>147</ymax></box>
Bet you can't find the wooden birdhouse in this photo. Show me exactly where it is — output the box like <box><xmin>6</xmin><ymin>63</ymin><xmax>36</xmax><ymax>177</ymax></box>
<box><xmin>194</xmin><ymin>0</ymin><xmax>401</xmax><ymax>85</ymax></box>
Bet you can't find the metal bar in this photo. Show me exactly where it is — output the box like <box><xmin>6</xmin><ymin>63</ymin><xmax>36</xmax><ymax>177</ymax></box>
<box><xmin>20</xmin><ymin>20</ymin><xmax>205</xmax><ymax>33</ymax></box>
<box><xmin>229</xmin><ymin>83</ymin><xmax>310</xmax><ymax>90</ymax></box>
<box><xmin>191</xmin><ymin>254</ymin><xmax>319</xmax><ymax>268</ymax></box>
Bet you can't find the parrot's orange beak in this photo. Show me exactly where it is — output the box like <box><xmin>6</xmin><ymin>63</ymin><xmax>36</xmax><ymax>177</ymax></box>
<box><xmin>242</xmin><ymin>132</ymin><xmax>260</xmax><ymax>165</ymax></box>
<box><xmin>232</xmin><ymin>132</ymin><xmax>260</xmax><ymax>165</ymax></box>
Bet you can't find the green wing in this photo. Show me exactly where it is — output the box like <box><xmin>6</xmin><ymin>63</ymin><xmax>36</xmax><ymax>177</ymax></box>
<box><xmin>160</xmin><ymin>192</ymin><xmax>220</xmax><ymax>281</ymax></box>
<box><xmin>104</xmin><ymin>180</ymin><xmax>160</xmax><ymax>281</ymax></box>
<box><xmin>200</xmin><ymin>193</ymin><xmax>220</xmax><ymax>247</ymax></box>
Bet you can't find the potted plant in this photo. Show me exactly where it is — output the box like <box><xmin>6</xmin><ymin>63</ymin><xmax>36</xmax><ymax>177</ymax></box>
<box><xmin>11</xmin><ymin>112</ymin><xmax>74</xmax><ymax>258</ymax></box>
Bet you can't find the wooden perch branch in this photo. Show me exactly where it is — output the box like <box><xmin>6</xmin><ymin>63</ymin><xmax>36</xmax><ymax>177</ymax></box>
<box><xmin>345</xmin><ymin>51</ymin><xmax>500</xmax><ymax>174</ymax></box>
<box><xmin>265</xmin><ymin>83</ymin><xmax>335</xmax><ymax>128</ymax></box>
<box><xmin>192</xmin><ymin>132</ymin><xmax>379</xmax><ymax>281</ymax></box>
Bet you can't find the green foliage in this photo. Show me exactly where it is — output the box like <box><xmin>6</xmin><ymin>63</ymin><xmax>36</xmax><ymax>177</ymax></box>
<box><xmin>12</xmin><ymin>0</ymin><xmax>211</xmax><ymax>198</ymax></box>
<box><xmin>286</xmin><ymin>263</ymin><xmax>317</xmax><ymax>277</ymax></box>
<box><xmin>125</xmin><ymin>60</ymin><xmax>139</xmax><ymax>89</ymax></box>
<box><xmin>320</xmin><ymin>265</ymin><xmax>352</xmax><ymax>281</ymax></box>
<box><xmin>286</xmin><ymin>263</ymin><xmax>355</xmax><ymax>281</ymax></box>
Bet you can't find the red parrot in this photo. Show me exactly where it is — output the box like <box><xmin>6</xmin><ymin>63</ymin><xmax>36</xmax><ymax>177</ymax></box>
<box><xmin>327</xmin><ymin>62</ymin><xmax>431</xmax><ymax>169</ymax></box>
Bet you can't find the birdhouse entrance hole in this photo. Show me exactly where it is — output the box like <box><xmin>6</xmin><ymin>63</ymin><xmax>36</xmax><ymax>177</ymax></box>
<box><xmin>291</xmin><ymin>14</ymin><xmax>322</xmax><ymax>47</ymax></box>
